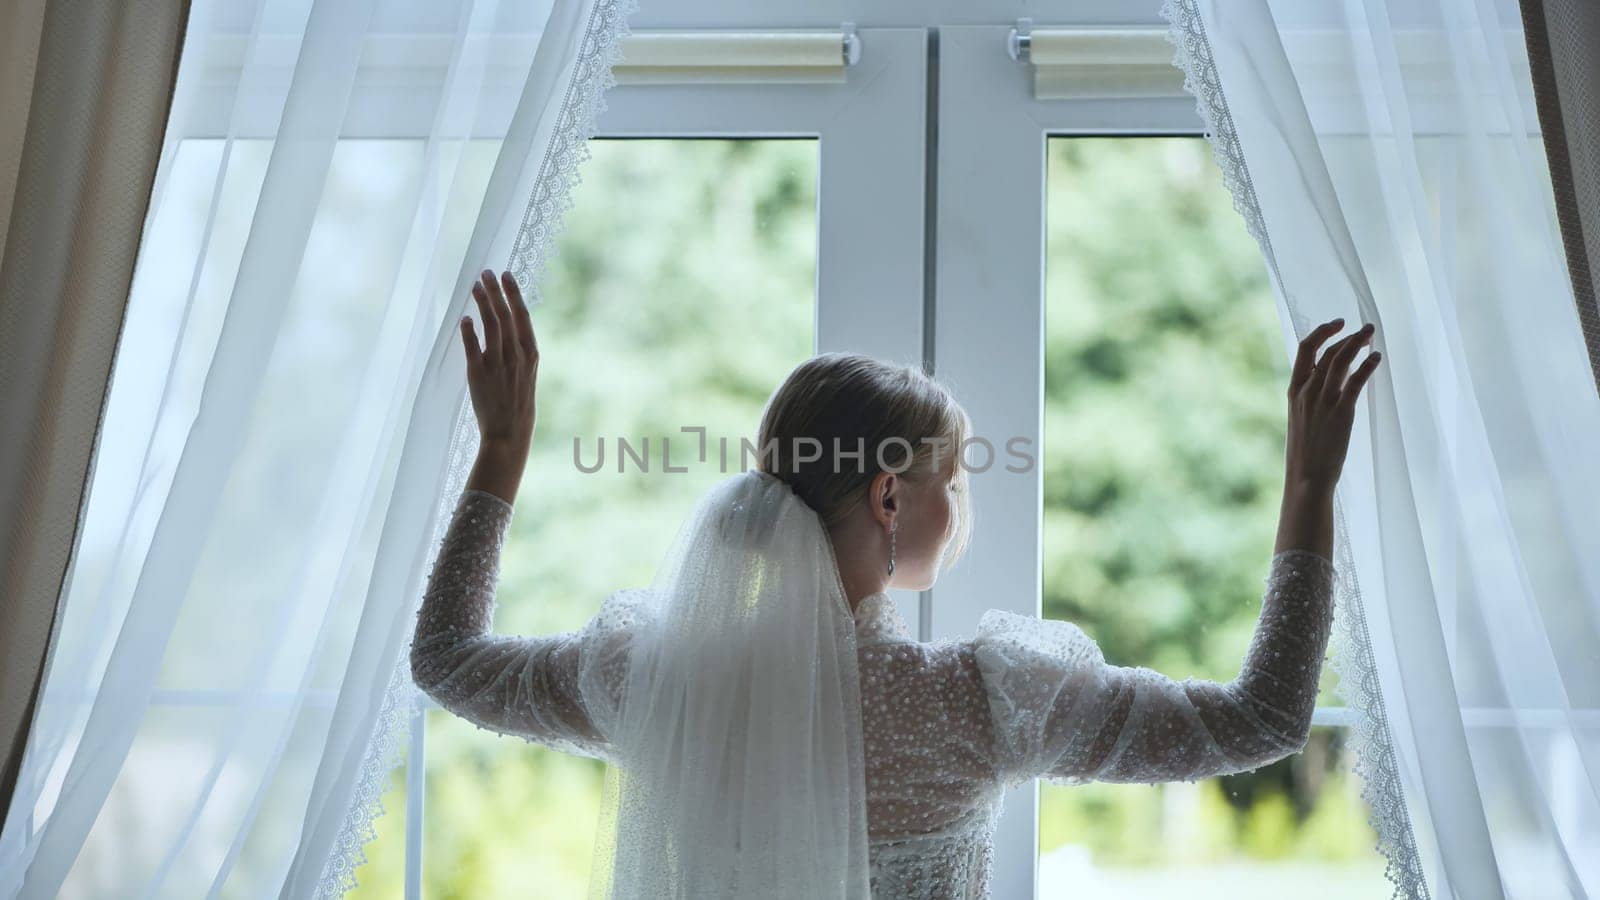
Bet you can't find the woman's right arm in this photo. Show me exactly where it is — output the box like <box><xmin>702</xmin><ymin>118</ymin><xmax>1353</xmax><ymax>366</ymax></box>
<box><xmin>974</xmin><ymin>549</ymin><xmax>1335</xmax><ymax>786</ymax></box>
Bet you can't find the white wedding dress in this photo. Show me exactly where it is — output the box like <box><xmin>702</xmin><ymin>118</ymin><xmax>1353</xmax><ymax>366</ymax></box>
<box><xmin>411</xmin><ymin>488</ymin><xmax>1336</xmax><ymax>898</ymax></box>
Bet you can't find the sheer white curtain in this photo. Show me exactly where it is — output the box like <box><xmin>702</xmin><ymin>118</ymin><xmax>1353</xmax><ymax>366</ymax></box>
<box><xmin>0</xmin><ymin>0</ymin><xmax>633</xmax><ymax>895</ymax></box>
<box><xmin>1161</xmin><ymin>1</ymin><xmax>1600</xmax><ymax>897</ymax></box>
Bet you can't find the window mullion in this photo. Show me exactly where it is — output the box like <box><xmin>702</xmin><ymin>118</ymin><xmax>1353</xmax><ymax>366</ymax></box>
<box><xmin>405</xmin><ymin>698</ymin><xmax>425</xmax><ymax>900</ymax></box>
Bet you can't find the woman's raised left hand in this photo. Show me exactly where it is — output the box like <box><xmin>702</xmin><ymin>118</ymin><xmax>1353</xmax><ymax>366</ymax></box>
<box><xmin>461</xmin><ymin>268</ymin><xmax>539</xmax><ymax>458</ymax></box>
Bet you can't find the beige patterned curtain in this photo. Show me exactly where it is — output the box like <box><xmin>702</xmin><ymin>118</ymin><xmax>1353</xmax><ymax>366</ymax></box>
<box><xmin>1522</xmin><ymin>0</ymin><xmax>1600</xmax><ymax>395</ymax></box>
<box><xmin>0</xmin><ymin>0</ymin><xmax>190</xmax><ymax>815</ymax></box>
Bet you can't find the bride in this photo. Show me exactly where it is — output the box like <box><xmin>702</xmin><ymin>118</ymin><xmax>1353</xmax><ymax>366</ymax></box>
<box><xmin>410</xmin><ymin>269</ymin><xmax>1381</xmax><ymax>898</ymax></box>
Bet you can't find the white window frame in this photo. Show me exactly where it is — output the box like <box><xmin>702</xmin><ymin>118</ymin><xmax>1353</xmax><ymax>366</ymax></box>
<box><xmin>396</xmin><ymin>21</ymin><xmax>1367</xmax><ymax>898</ymax></box>
<box><xmin>168</xmin><ymin>14</ymin><xmax>1372</xmax><ymax>896</ymax></box>
<box><xmin>149</xmin><ymin>8</ymin><xmax>1568</xmax><ymax>897</ymax></box>
<box><xmin>930</xmin><ymin>24</ymin><xmax>1355</xmax><ymax>899</ymax></box>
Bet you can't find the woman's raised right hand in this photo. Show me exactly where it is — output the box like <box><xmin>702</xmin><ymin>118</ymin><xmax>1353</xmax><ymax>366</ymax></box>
<box><xmin>1285</xmin><ymin>317</ymin><xmax>1382</xmax><ymax>491</ymax></box>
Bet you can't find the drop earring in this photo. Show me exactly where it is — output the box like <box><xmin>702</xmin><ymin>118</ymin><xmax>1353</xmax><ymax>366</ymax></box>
<box><xmin>887</xmin><ymin>523</ymin><xmax>897</xmax><ymax>576</ymax></box>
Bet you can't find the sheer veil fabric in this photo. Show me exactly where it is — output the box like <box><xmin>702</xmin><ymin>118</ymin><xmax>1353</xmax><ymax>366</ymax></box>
<box><xmin>578</xmin><ymin>469</ymin><xmax>874</xmax><ymax>899</ymax></box>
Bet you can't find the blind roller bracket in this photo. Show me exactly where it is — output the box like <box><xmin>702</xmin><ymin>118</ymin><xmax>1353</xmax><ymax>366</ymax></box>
<box><xmin>1007</xmin><ymin>18</ymin><xmax>1033</xmax><ymax>63</ymax></box>
<box><xmin>614</xmin><ymin>27</ymin><xmax>861</xmax><ymax>85</ymax></box>
<box><xmin>1004</xmin><ymin>23</ymin><xmax>1185</xmax><ymax>100</ymax></box>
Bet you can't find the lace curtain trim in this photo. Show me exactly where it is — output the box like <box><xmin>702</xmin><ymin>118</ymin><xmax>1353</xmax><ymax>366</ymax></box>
<box><xmin>1158</xmin><ymin>2</ymin><xmax>1431</xmax><ymax>898</ymax></box>
<box><xmin>313</xmin><ymin>0</ymin><xmax>640</xmax><ymax>894</ymax></box>
<box><xmin>506</xmin><ymin>0</ymin><xmax>640</xmax><ymax>303</ymax></box>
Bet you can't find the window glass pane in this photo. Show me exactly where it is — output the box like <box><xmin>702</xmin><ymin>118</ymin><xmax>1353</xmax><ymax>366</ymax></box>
<box><xmin>350</xmin><ymin>137</ymin><xmax>819</xmax><ymax>897</ymax></box>
<box><xmin>1038</xmin><ymin>136</ymin><xmax>1390</xmax><ymax>896</ymax></box>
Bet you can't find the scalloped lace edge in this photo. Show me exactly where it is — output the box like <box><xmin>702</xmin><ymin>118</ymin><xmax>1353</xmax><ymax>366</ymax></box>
<box><xmin>507</xmin><ymin>0</ymin><xmax>642</xmax><ymax>304</ymax></box>
<box><xmin>311</xmin><ymin>656</ymin><xmax>424</xmax><ymax>900</ymax></box>
<box><xmin>311</xmin><ymin>0</ymin><xmax>639</xmax><ymax>894</ymax></box>
<box><xmin>1326</xmin><ymin>497</ymin><xmax>1432</xmax><ymax>899</ymax></box>
<box><xmin>313</xmin><ymin>388</ymin><xmax>482</xmax><ymax>900</ymax></box>
<box><xmin>1158</xmin><ymin>2</ymin><xmax>1430</xmax><ymax>898</ymax></box>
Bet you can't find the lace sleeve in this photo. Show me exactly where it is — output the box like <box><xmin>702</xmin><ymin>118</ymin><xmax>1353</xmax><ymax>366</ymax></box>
<box><xmin>972</xmin><ymin>549</ymin><xmax>1336</xmax><ymax>788</ymax></box>
<box><xmin>409</xmin><ymin>488</ymin><xmax>612</xmax><ymax>762</ymax></box>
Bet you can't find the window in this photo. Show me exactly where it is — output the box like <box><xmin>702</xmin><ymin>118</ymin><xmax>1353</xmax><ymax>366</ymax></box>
<box><xmin>931</xmin><ymin>24</ymin><xmax>1388</xmax><ymax>899</ymax></box>
<box><xmin>330</xmin><ymin>15</ymin><xmax>1392</xmax><ymax>899</ymax></box>
<box><xmin>1033</xmin><ymin>136</ymin><xmax>1387</xmax><ymax>896</ymax></box>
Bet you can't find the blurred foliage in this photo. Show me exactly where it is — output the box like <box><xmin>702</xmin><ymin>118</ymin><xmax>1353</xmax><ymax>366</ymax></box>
<box><xmin>350</xmin><ymin>137</ymin><xmax>1386</xmax><ymax>898</ymax></box>
<box><xmin>1043</xmin><ymin>137</ymin><xmax>1290</xmax><ymax>680</ymax></box>
<box><xmin>1038</xmin><ymin>138</ymin><xmax>1381</xmax><ymax>887</ymax></box>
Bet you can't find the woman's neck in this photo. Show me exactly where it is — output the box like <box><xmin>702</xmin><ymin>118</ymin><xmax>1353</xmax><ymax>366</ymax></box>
<box><xmin>826</xmin><ymin>518</ymin><xmax>892</xmax><ymax>617</ymax></box>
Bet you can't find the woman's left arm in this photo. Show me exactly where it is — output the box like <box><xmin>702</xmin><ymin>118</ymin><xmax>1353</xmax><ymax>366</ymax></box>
<box><xmin>408</xmin><ymin>269</ymin><xmax>610</xmax><ymax>759</ymax></box>
<box><xmin>408</xmin><ymin>486</ymin><xmax>611</xmax><ymax>760</ymax></box>
<box><xmin>460</xmin><ymin>265</ymin><xmax>540</xmax><ymax>505</ymax></box>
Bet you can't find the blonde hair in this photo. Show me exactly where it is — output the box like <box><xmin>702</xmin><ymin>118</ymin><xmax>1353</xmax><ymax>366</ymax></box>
<box><xmin>755</xmin><ymin>352</ymin><xmax>973</xmax><ymax>572</ymax></box>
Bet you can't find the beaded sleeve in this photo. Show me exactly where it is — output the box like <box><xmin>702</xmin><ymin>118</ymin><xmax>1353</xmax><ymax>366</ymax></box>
<box><xmin>972</xmin><ymin>548</ymin><xmax>1336</xmax><ymax>787</ymax></box>
<box><xmin>408</xmin><ymin>488</ymin><xmax>612</xmax><ymax>761</ymax></box>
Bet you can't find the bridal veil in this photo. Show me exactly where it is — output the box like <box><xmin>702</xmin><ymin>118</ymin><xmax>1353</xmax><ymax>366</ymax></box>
<box><xmin>575</xmin><ymin>468</ymin><xmax>874</xmax><ymax>898</ymax></box>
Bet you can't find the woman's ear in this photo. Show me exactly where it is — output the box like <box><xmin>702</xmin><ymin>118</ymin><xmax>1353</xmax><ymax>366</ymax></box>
<box><xmin>872</xmin><ymin>471</ymin><xmax>898</xmax><ymax>520</ymax></box>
